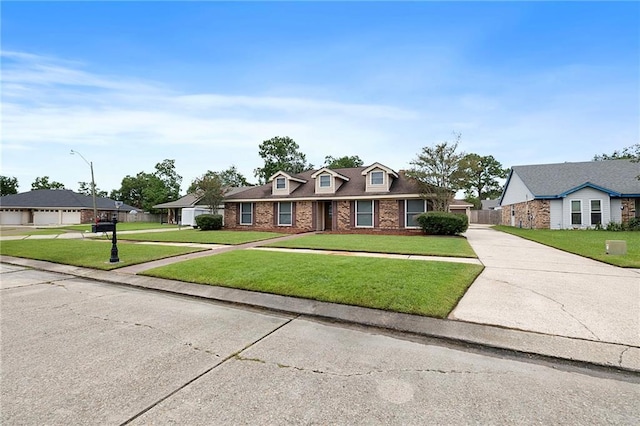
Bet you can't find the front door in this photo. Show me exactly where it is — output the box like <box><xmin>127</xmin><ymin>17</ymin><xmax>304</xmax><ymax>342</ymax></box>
<box><xmin>324</xmin><ymin>202</ymin><xmax>332</xmax><ymax>231</ymax></box>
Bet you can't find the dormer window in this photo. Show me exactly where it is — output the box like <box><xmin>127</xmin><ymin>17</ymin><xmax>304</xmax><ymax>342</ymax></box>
<box><xmin>319</xmin><ymin>174</ymin><xmax>331</xmax><ymax>188</ymax></box>
<box><xmin>275</xmin><ymin>178</ymin><xmax>286</xmax><ymax>189</ymax></box>
<box><xmin>311</xmin><ymin>167</ymin><xmax>350</xmax><ymax>194</ymax></box>
<box><xmin>361</xmin><ymin>163</ymin><xmax>398</xmax><ymax>193</ymax></box>
<box><xmin>370</xmin><ymin>171</ymin><xmax>384</xmax><ymax>185</ymax></box>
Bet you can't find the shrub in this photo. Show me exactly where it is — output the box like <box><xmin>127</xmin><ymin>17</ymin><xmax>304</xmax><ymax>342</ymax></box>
<box><xmin>415</xmin><ymin>212</ymin><xmax>469</xmax><ymax>235</ymax></box>
<box><xmin>195</xmin><ymin>214</ymin><xmax>223</xmax><ymax>231</ymax></box>
<box><xmin>628</xmin><ymin>217</ymin><xmax>640</xmax><ymax>231</ymax></box>
<box><xmin>605</xmin><ymin>221</ymin><xmax>625</xmax><ymax>232</ymax></box>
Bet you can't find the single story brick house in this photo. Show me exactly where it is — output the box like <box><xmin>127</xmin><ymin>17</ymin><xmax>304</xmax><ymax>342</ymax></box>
<box><xmin>0</xmin><ymin>189</ymin><xmax>136</xmax><ymax>225</ymax></box>
<box><xmin>500</xmin><ymin>159</ymin><xmax>640</xmax><ymax>229</ymax></box>
<box><xmin>223</xmin><ymin>163</ymin><xmax>435</xmax><ymax>233</ymax></box>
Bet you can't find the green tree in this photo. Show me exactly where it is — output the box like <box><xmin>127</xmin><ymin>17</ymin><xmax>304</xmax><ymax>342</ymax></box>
<box><xmin>31</xmin><ymin>176</ymin><xmax>65</xmax><ymax>190</ymax></box>
<box><xmin>406</xmin><ymin>133</ymin><xmax>464</xmax><ymax>211</ymax></box>
<box><xmin>153</xmin><ymin>159</ymin><xmax>182</xmax><ymax>202</ymax></box>
<box><xmin>324</xmin><ymin>155</ymin><xmax>364</xmax><ymax>169</ymax></box>
<box><xmin>219</xmin><ymin>165</ymin><xmax>251</xmax><ymax>187</ymax></box>
<box><xmin>78</xmin><ymin>181</ymin><xmax>107</xmax><ymax>198</ymax></box>
<box><xmin>253</xmin><ymin>136</ymin><xmax>313</xmax><ymax>184</ymax></box>
<box><xmin>0</xmin><ymin>176</ymin><xmax>19</xmax><ymax>196</ymax></box>
<box><xmin>454</xmin><ymin>154</ymin><xmax>508</xmax><ymax>209</ymax></box>
<box><xmin>191</xmin><ymin>172</ymin><xmax>226</xmax><ymax>213</ymax></box>
<box><xmin>113</xmin><ymin>159</ymin><xmax>183</xmax><ymax>212</ymax></box>
<box><xmin>593</xmin><ymin>144</ymin><xmax>640</xmax><ymax>161</ymax></box>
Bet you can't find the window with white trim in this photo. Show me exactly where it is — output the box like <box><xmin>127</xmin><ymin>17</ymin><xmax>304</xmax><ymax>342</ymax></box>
<box><xmin>590</xmin><ymin>200</ymin><xmax>602</xmax><ymax>226</ymax></box>
<box><xmin>406</xmin><ymin>199</ymin><xmax>427</xmax><ymax>227</ymax></box>
<box><xmin>370</xmin><ymin>171</ymin><xmax>384</xmax><ymax>185</ymax></box>
<box><xmin>571</xmin><ymin>200</ymin><xmax>581</xmax><ymax>225</ymax></box>
<box><xmin>240</xmin><ymin>203</ymin><xmax>253</xmax><ymax>225</ymax></box>
<box><xmin>275</xmin><ymin>177</ymin><xmax>286</xmax><ymax>189</ymax></box>
<box><xmin>278</xmin><ymin>202</ymin><xmax>292</xmax><ymax>226</ymax></box>
<box><xmin>356</xmin><ymin>200</ymin><xmax>374</xmax><ymax>227</ymax></box>
<box><xmin>319</xmin><ymin>174</ymin><xmax>331</xmax><ymax>188</ymax></box>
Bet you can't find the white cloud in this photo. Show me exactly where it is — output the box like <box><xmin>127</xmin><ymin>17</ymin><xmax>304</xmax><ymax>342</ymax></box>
<box><xmin>1</xmin><ymin>50</ymin><xmax>637</xmax><ymax>194</ymax></box>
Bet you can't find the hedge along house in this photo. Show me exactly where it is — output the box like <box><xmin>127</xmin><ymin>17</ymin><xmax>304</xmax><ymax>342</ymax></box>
<box><xmin>499</xmin><ymin>159</ymin><xmax>640</xmax><ymax>229</ymax></box>
<box><xmin>224</xmin><ymin>163</ymin><xmax>434</xmax><ymax>233</ymax></box>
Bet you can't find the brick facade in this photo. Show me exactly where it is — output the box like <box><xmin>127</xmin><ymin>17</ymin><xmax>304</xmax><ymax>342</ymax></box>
<box><xmin>501</xmin><ymin>200</ymin><xmax>550</xmax><ymax>229</ymax></box>
<box><xmin>224</xmin><ymin>200</ymin><xmax>422</xmax><ymax>235</ymax></box>
<box><xmin>621</xmin><ymin>198</ymin><xmax>639</xmax><ymax>224</ymax></box>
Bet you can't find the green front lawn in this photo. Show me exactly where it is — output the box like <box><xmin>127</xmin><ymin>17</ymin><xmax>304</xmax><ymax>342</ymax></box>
<box><xmin>494</xmin><ymin>226</ymin><xmax>640</xmax><ymax>268</ymax></box>
<box><xmin>61</xmin><ymin>222</ymin><xmax>180</xmax><ymax>232</ymax></box>
<box><xmin>116</xmin><ymin>230</ymin><xmax>286</xmax><ymax>245</ymax></box>
<box><xmin>0</xmin><ymin>239</ymin><xmax>204</xmax><ymax>270</ymax></box>
<box><xmin>143</xmin><ymin>250</ymin><xmax>484</xmax><ymax>318</ymax></box>
<box><xmin>264</xmin><ymin>233</ymin><xmax>476</xmax><ymax>258</ymax></box>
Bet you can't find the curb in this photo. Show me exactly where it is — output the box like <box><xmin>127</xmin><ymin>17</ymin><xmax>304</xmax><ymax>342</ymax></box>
<box><xmin>2</xmin><ymin>255</ymin><xmax>638</xmax><ymax>375</ymax></box>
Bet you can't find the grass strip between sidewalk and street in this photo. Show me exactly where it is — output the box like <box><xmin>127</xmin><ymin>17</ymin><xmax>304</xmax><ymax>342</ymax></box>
<box><xmin>60</xmin><ymin>223</ymin><xmax>181</xmax><ymax>232</ymax></box>
<box><xmin>142</xmin><ymin>250</ymin><xmax>484</xmax><ymax>318</ymax></box>
<box><xmin>116</xmin><ymin>230</ymin><xmax>286</xmax><ymax>245</ymax></box>
<box><xmin>263</xmin><ymin>233</ymin><xmax>477</xmax><ymax>258</ymax></box>
<box><xmin>494</xmin><ymin>225</ymin><xmax>640</xmax><ymax>268</ymax></box>
<box><xmin>0</xmin><ymin>239</ymin><xmax>204</xmax><ymax>270</ymax></box>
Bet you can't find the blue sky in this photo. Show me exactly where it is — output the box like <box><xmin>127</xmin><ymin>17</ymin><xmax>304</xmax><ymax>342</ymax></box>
<box><xmin>2</xmin><ymin>1</ymin><xmax>638</xmax><ymax>194</ymax></box>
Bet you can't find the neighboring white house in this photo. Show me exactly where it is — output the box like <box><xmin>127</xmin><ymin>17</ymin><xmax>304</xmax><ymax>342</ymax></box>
<box><xmin>500</xmin><ymin>159</ymin><xmax>640</xmax><ymax>229</ymax></box>
<box><xmin>153</xmin><ymin>187</ymin><xmax>252</xmax><ymax>226</ymax></box>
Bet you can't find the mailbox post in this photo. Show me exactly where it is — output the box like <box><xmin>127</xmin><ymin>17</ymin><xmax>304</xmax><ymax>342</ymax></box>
<box><xmin>110</xmin><ymin>201</ymin><xmax>123</xmax><ymax>263</ymax></box>
<box><xmin>109</xmin><ymin>215</ymin><xmax>119</xmax><ymax>263</ymax></box>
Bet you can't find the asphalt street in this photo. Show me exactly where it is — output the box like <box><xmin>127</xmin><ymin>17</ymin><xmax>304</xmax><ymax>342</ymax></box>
<box><xmin>2</xmin><ymin>265</ymin><xmax>638</xmax><ymax>425</ymax></box>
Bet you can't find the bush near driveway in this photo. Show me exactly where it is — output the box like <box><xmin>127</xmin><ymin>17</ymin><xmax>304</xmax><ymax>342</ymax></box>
<box><xmin>416</xmin><ymin>212</ymin><xmax>469</xmax><ymax>235</ymax></box>
<box><xmin>143</xmin><ymin>250</ymin><xmax>484</xmax><ymax>318</ymax></box>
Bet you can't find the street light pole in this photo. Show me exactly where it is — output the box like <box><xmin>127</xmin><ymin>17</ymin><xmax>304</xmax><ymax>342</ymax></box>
<box><xmin>70</xmin><ymin>150</ymin><xmax>98</xmax><ymax>223</ymax></box>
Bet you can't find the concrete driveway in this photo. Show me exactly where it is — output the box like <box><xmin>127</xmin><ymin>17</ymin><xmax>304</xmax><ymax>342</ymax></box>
<box><xmin>451</xmin><ymin>226</ymin><xmax>640</xmax><ymax>347</ymax></box>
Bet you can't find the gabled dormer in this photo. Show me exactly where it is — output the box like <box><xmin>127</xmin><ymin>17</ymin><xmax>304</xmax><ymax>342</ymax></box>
<box><xmin>310</xmin><ymin>167</ymin><xmax>350</xmax><ymax>194</ymax></box>
<box><xmin>269</xmin><ymin>171</ymin><xmax>307</xmax><ymax>196</ymax></box>
<box><xmin>361</xmin><ymin>163</ymin><xmax>398</xmax><ymax>193</ymax></box>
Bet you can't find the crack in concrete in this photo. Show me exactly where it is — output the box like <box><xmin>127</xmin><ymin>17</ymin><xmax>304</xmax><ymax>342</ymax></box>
<box><xmin>619</xmin><ymin>347</ymin><xmax>631</xmax><ymax>367</ymax></box>
<box><xmin>234</xmin><ymin>356</ymin><xmax>494</xmax><ymax>377</ymax></box>
<box><xmin>0</xmin><ymin>277</ymin><xmax>75</xmax><ymax>291</ymax></box>
<box><xmin>65</xmin><ymin>305</ymin><xmax>221</xmax><ymax>357</ymax></box>
<box><xmin>492</xmin><ymin>278</ymin><xmax>601</xmax><ymax>341</ymax></box>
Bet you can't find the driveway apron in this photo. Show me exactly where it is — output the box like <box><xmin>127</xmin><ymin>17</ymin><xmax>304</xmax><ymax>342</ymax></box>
<box><xmin>451</xmin><ymin>225</ymin><xmax>640</xmax><ymax>347</ymax></box>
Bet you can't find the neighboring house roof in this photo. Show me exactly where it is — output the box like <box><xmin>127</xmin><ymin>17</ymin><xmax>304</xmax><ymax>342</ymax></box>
<box><xmin>153</xmin><ymin>187</ymin><xmax>255</xmax><ymax>209</ymax></box>
<box><xmin>225</xmin><ymin>166</ymin><xmax>422</xmax><ymax>201</ymax></box>
<box><xmin>153</xmin><ymin>193</ymin><xmax>201</xmax><ymax>209</ymax></box>
<box><xmin>504</xmin><ymin>159</ymin><xmax>640</xmax><ymax>200</ymax></box>
<box><xmin>449</xmin><ymin>199</ymin><xmax>474</xmax><ymax>208</ymax></box>
<box><xmin>481</xmin><ymin>199</ymin><xmax>499</xmax><ymax>210</ymax></box>
<box><xmin>0</xmin><ymin>189</ymin><xmax>136</xmax><ymax>210</ymax></box>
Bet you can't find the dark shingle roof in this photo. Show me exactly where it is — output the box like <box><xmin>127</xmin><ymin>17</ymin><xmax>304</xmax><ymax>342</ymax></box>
<box><xmin>512</xmin><ymin>159</ymin><xmax>640</xmax><ymax>197</ymax></box>
<box><xmin>0</xmin><ymin>189</ymin><xmax>136</xmax><ymax>210</ymax></box>
<box><xmin>153</xmin><ymin>187</ymin><xmax>255</xmax><ymax>209</ymax></box>
<box><xmin>225</xmin><ymin>167</ymin><xmax>422</xmax><ymax>201</ymax></box>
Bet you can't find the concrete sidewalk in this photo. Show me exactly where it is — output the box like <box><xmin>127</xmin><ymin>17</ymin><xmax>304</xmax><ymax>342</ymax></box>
<box><xmin>2</xmin><ymin>254</ymin><xmax>638</xmax><ymax>374</ymax></box>
<box><xmin>452</xmin><ymin>225</ymin><xmax>640</xmax><ymax>348</ymax></box>
<box><xmin>2</xmin><ymin>225</ymin><xmax>638</xmax><ymax>373</ymax></box>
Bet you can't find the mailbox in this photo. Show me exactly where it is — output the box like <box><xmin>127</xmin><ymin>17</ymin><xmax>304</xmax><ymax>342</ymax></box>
<box><xmin>92</xmin><ymin>222</ymin><xmax>115</xmax><ymax>233</ymax></box>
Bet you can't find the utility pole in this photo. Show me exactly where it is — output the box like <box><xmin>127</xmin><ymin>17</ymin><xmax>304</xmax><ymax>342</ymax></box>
<box><xmin>70</xmin><ymin>150</ymin><xmax>98</xmax><ymax>223</ymax></box>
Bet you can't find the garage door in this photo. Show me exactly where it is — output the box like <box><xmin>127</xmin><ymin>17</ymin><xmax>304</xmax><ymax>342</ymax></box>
<box><xmin>62</xmin><ymin>210</ymin><xmax>81</xmax><ymax>224</ymax></box>
<box><xmin>34</xmin><ymin>210</ymin><xmax>60</xmax><ymax>225</ymax></box>
<box><xmin>0</xmin><ymin>210</ymin><xmax>23</xmax><ymax>225</ymax></box>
